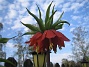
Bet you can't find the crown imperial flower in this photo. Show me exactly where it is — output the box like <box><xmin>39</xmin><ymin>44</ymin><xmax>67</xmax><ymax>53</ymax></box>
<box><xmin>21</xmin><ymin>1</ymin><xmax>70</xmax><ymax>53</ymax></box>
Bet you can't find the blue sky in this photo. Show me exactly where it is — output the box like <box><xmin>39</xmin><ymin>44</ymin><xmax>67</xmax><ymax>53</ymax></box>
<box><xmin>0</xmin><ymin>0</ymin><xmax>89</xmax><ymax>64</ymax></box>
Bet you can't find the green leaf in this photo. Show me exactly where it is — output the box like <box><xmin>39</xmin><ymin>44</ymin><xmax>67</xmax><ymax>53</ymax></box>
<box><xmin>45</xmin><ymin>1</ymin><xmax>53</xmax><ymax>26</ymax></box>
<box><xmin>36</xmin><ymin>5</ymin><xmax>44</xmax><ymax>29</ymax></box>
<box><xmin>59</xmin><ymin>20</ymin><xmax>70</xmax><ymax>26</ymax></box>
<box><xmin>52</xmin><ymin>20</ymin><xmax>70</xmax><ymax>29</ymax></box>
<box><xmin>45</xmin><ymin>10</ymin><xmax>57</xmax><ymax>29</ymax></box>
<box><xmin>21</xmin><ymin>22</ymin><xmax>40</xmax><ymax>32</ymax></box>
<box><xmin>51</xmin><ymin>12</ymin><xmax>64</xmax><ymax>29</ymax></box>
<box><xmin>58</xmin><ymin>11</ymin><xmax>64</xmax><ymax>20</ymax></box>
<box><xmin>0</xmin><ymin>38</ymin><xmax>9</xmax><ymax>43</ymax></box>
<box><xmin>26</xmin><ymin>8</ymin><xmax>45</xmax><ymax>32</ymax></box>
<box><xmin>36</xmin><ymin>4</ymin><xmax>42</xmax><ymax>19</ymax></box>
<box><xmin>51</xmin><ymin>5</ymin><xmax>55</xmax><ymax>25</ymax></box>
<box><xmin>0</xmin><ymin>66</ymin><xmax>5</xmax><ymax>67</ymax></box>
<box><xmin>0</xmin><ymin>58</ymin><xmax>15</xmax><ymax>67</ymax></box>
<box><xmin>55</xmin><ymin>23</ymin><xmax>64</xmax><ymax>30</ymax></box>
<box><xmin>23</xmin><ymin>31</ymin><xmax>38</xmax><ymax>35</ymax></box>
<box><xmin>0</xmin><ymin>23</ymin><xmax>3</xmax><ymax>31</ymax></box>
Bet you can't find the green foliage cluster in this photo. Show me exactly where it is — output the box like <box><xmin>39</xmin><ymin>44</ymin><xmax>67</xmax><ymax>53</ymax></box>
<box><xmin>0</xmin><ymin>1</ymin><xmax>70</xmax><ymax>44</ymax></box>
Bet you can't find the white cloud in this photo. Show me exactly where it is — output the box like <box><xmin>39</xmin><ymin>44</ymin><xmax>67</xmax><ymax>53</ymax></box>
<box><xmin>18</xmin><ymin>8</ymin><xmax>26</xmax><ymax>14</ymax></box>
<box><xmin>0</xmin><ymin>0</ymin><xmax>3</xmax><ymax>3</ymax></box>
<box><xmin>6</xmin><ymin>42</ymin><xmax>14</xmax><ymax>48</ymax></box>
<box><xmin>54</xmin><ymin>0</ymin><xmax>64</xmax><ymax>7</ymax></box>
<box><xmin>63</xmin><ymin>2</ymin><xmax>71</xmax><ymax>8</ymax></box>
<box><xmin>11</xmin><ymin>19</ymin><xmax>23</xmax><ymax>30</ymax></box>
<box><xmin>70</xmin><ymin>27</ymin><xmax>75</xmax><ymax>32</ymax></box>
<box><xmin>21</xmin><ymin>16</ymin><xmax>35</xmax><ymax>24</ymax></box>
<box><xmin>5</xmin><ymin>0</ymin><xmax>30</xmax><ymax>21</ymax></box>
<box><xmin>71</xmin><ymin>15</ymin><xmax>81</xmax><ymax>20</ymax></box>
<box><xmin>18</xmin><ymin>0</ymin><xmax>29</xmax><ymax>3</ymax></box>
<box><xmin>0</xmin><ymin>0</ymin><xmax>8</xmax><ymax>4</ymax></box>
<box><xmin>20</xmin><ymin>16</ymin><xmax>38</xmax><ymax>32</ymax></box>
<box><xmin>0</xmin><ymin>5</ymin><xmax>3</xmax><ymax>10</ymax></box>
<box><xmin>7</xmin><ymin>9</ymin><xmax>17</xmax><ymax>19</ymax></box>
<box><xmin>70</xmin><ymin>3</ymin><xmax>82</xmax><ymax>10</ymax></box>
<box><xmin>61</xmin><ymin>0</ymin><xmax>87</xmax><ymax>13</ymax></box>
<box><xmin>9</xmin><ymin>4</ymin><xmax>15</xmax><ymax>9</ymax></box>
<box><xmin>17</xmin><ymin>0</ymin><xmax>30</xmax><ymax>7</ymax></box>
<box><xmin>21</xmin><ymin>1</ymin><xmax>30</xmax><ymax>7</ymax></box>
<box><xmin>29</xmin><ymin>3</ymin><xmax>38</xmax><ymax>15</ymax></box>
<box><xmin>53</xmin><ymin>11</ymin><xmax>62</xmax><ymax>22</ymax></box>
<box><xmin>11</xmin><ymin>15</ymin><xmax>36</xmax><ymax>31</ymax></box>
<box><xmin>84</xmin><ymin>16</ymin><xmax>89</xmax><ymax>22</ymax></box>
<box><xmin>0</xmin><ymin>17</ymin><xmax>2</xmax><ymax>21</ymax></box>
<box><xmin>5</xmin><ymin>42</ymin><xmax>17</xmax><ymax>58</ymax></box>
<box><xmin>0</xmin><ymin>0</ymin><xmax>9</xmax><ymax>10</ymax></box>
<box><xmin>71</xmin><ymin>0</ymin><xmax>87</xmax><ymax>13</ymax></box>
<box><xmin>5</xmin><ymin>3</ymin><xmax>18</xmax><ymax>19</ymax></box>
<box><xmin>24</xmin><ymin>27</ymin><xmax>29</xmax><ymax>32</ymax></box>
<box><xmin>61</xmin><ymin>2</ymin><xmax>72</xmax><ymax>12</ymax></box>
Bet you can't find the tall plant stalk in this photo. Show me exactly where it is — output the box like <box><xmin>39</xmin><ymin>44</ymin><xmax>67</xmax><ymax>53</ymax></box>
<box><xmin>47</xmin><ymin>51</ymin><xmax>50</xmax><ymax>67</ymax></box>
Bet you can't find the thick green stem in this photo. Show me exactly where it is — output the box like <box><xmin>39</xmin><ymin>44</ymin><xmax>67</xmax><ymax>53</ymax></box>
<box><xmin>46</xmin><ymin>51</ymin><xmax>50</xmax><ymax>67</ymax></box>
<box><xmin>37</xmin><ymin>54</ymin><xmax>39</xmax><ymax>67</ymax></box>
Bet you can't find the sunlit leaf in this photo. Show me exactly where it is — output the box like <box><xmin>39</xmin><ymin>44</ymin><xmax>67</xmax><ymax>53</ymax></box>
<box><xmin>36</xmin><ymin>4</ymin><xmax>42</xmax><ymax>19</ymax></box>
<box><xmin>55</xmin><ymin>23</ymin><xmax>64</xmax><ymax>30</ymax></box>
<box><xmin>51</xmin><ymin>5</ymin><xmax>55</xmax><ymax>25</ymax></box>
<box><xmin>46</xmin><ymin>10</ymin><xmax>57</xmax><ymax>29</ymax></box>
<box><xmin>23</xmin><ymin>31</ymin><xmax>38</xmax><ymax>35</ymax></box>
<box><xmin>21</xmin><ymin>22</ymin><xmax>40</xmax><ymax>32</ymax></box>
<box><xmin>51</xmin><ymin>12</ymin><xmax>64</xmax><ymax>28</ymax></box>
<box><xmin>59</xmin><ymin>20</ymin><xmax>70</xmax><ymax>26</ymax></box>
<box><xmin>45</xmin><ymin>1</ymin><xmax>53</xmax><ymax>26</ymax></box>
<box><xmin>0</xmin><ymin>58</ymin><xmax>15</xmax><ymax>67</ymax></box>
<box><xmin>0</xmin><ymin>65</ymin><xmax>5</xmax><ymax>67</ymax></box>
<box><xmin>58</xmin><ymin>11</ymin><xmax>64</xmax><ymax>20</ymax></box>
<box><xmin>52</xmin><ymin>20</ymin><xmax>70</xmax><ymax>29</ymax></box>
<box><xmin>26</xmin><ymin>8</ymin><xmax>45</xmax><ymax>32</ymax></box>
<box><xmin>0</xmin><ymin>38</ymin><xmax>9</xmax><ymax>43</ymax></box>
<box><xmin>0</xmin><ymin>23</ymin><xmax>3</xmax><ymax>31</ymax></box>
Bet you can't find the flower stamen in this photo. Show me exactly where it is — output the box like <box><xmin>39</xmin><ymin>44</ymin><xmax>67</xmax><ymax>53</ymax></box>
<box><xmin>49</xmin><ymin>39</ymin><xmax>53</xmax><ymax>50</ymax></box>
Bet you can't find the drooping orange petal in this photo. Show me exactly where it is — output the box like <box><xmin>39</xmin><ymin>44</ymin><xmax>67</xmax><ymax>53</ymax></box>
<box><xmin>37</xmin><ymin>37</ymin><xmax>43</xmax><ymax>48</ymax></box>
<box><xmin>51</xmin><ymin>36</ymin><xmax>61</xmax><ymax>52</ymax></box>
<box><xmin>29</xmin><ymin>38</ymin><xmax>36</xmax><ymax>46</ymax></box>
<box><xmin>41</xmin><ymin>31</ymin><xmax>46</xmax><ymax>41</ymax></box>
<box><xmin>35</xmin><ymin>32</ymin><xmax>42</xmax><ymax>39</ymax></box>
<box><xmin>53</xmin><ymin>44</ymin><xmax>57</xmax><ymax>53</ymax></box>
<box><xmin>26</xmin><ymin>32</ymin><xmax>42</xmax><ymax>46</ymax></box>
<box><xmin>42</xmin><ymin>38</ymin><xmax>50</xmax><ymax>51</ymax></box>
<box><xmin>57</xmin><ymin>38</ymin><xmax>65</xmax><ymax>47</ymax></box>
<box><xmin>51</xmin><ymin>37</ymin><xmax>57</xmax><ymax>53</ymax></box>
<box><xmin>52</xmin><ymin>30</ymin><xmax>70</xmax><ymax>41</ymax></box>
<box><xmin>44</xmin><ymin>30</ymin><xmax>56</xmax><ymax>38</ymax></box>
<box><xmin>25</xmin><ymin>33</ymin><xmax>38</xmax><ymax>44</ymax></box>
<box><xmin>26</xmin><ymin>29</ymin><xmax>70</xmax><ymax>53</ymax></box>
<box><xmin>25</xmin><ymin>38</ymin><xmax>36</xmax><ymax>46</ymax></box>
<box><xmin>51</xmin><ymin>36</ymin><xmax>58</xmax><ymax>45</ymax></box>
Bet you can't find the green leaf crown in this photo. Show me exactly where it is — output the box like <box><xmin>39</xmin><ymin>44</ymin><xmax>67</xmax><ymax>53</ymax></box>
<box><xmin>21</xmin><ymin>1</ymin><xmax>70</xmax><ymax>35</ymax></box>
